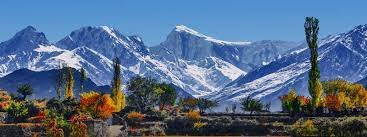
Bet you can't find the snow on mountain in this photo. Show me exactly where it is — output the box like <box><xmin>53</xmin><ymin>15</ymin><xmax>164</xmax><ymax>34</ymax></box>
<box><xmin>208</xmin><ymin>24</ymin><xmax>367</xmax><ymax>110</ymax></box>
<box><xmin>0</xmin><ymin>25</ymin><xmax>299</xmax><ymax>99</ymax></box>
<box><xmin>151</xmin><ymin>25</ymin><xmax>299</xmax><ymax>72</ymax></box>
<box><xmin>0</xmin><ymin>26</ymin><xmax>78</xmax><ymax>77</ymax></box>
<box><xmin>150</xmin><ymin>25</ymin><xmax>299</xmax><ymax>96</ymax></box>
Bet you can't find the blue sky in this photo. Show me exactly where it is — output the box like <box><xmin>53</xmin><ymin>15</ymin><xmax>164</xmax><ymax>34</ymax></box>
<box><xmin>0</xmin><ymin>0</ymin><xmax>366</xmax><ymax>46</ymax></box>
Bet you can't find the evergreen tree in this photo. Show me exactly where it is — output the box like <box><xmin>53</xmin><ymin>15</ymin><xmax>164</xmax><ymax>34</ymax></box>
<box><xmin>305</xmin><ymin>17</ymin><xmax>323</xmax><ymax>108</ymax></box>
<box><xmin>79</xmin><ymin>67</ymin><xmax>87</xmax><ymax>94</ymax></box>
<box><xmin>111</xmin><ymin>57</ymin><xmax>126</xmax><ymax>112</ymax></box>
<box><xmin>64</xmin><ymin>66</ymin><xmax>74</xmax><ymax>99</ymax></box>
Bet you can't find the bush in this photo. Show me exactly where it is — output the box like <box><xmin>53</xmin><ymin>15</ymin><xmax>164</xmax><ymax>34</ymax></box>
<box><xmin>0</xmin><ymin>90</ymin><xmax>11</xmax><ymax>112</ymax></box>
<box><xmin>69</xmin><ymin>114</ymin><xmax>88</xmax><ymax>137</ymax></box>
<box><xmin>6</xmin><ymin>101</ymin><xmax>28</xmax><ymax>123</ymax></box>
<box><xmin>334</xmin><ymin>118</ymin><xmax>367</xmax><ymax>137</ymax></box>
<box><xmin>291</xmin><ymin>119</ymin><xmax>318</xmax><ymax>136</ymax></box>
<box><xmin>127</xmin><ymin>111</ymin><xmax>145</xmax><ymax>125</ymax></box>
<box><xmin>186</xmin><ymin>111</ymin><xmax>201</xmax><ymax>122</ymax></box>
<box><xmin>280</xmin><ymin>89</ymin><xmax>311</xmax><ymax>114</ymax></box>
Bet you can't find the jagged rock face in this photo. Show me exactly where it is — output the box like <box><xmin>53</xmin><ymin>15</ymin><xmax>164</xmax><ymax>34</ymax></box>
<box><xmin>209</xmin><ymin>25</ymin><xmax>367</xmax><ymax>110</ymax></box>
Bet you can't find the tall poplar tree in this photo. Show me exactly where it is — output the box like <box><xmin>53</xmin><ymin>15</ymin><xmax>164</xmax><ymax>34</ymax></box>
<box><xmin>305</xmin><ymin>17</ymin><xmax>323</xmax><ymax>108</ymax></box>
<box><xmin>65</xmin><ymin>66</ymin><xmax>74</xmax><ymax>99</ymax></box>
<box><xmin>111</xmin><ymin>57</ymin><xmax>126</xmax><ymax>112</ymax></box>
<box><xmin>55</xmin><ymin>64</ymin><xmax>64</xmax><ymax>100</ymax></box>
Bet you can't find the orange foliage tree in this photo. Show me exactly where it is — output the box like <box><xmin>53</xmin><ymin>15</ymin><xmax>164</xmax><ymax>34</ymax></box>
<box><xmin>79</xmin><ymin>91</ymin><xmax>115</xmax><ymax>120</ymax></box>
<box><xmin>322</xmin><ymin>79</ymin><xmax>367</xmax><ymax>111</ymax></box>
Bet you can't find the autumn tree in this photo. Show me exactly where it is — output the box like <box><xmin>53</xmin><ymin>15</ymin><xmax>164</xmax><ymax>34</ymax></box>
<box><xmin>111</xmin><ymin>57</ymin><xmax>126</xmax><ymax>112</ymax></box>
<box><xmin>17</xmin><ymin>84</ymin><xmax>33</xmax><ymax>100</ymax></box>
<box><xmin>65</xmin><ymin>66</ymin><xmax>74</xmax><ymax>99</ymax></box>
<box><xmin>305</xmin><ymin>17</ymin><xmax>323</xmax><ymax>108</ymax></box>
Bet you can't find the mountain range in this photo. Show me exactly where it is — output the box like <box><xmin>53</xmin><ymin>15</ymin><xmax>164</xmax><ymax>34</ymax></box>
<box><xmin>208</xmin><ymin>25</ymin><xmax>367</xmax><ymax>110</ymax></box>
<box><xmin>0</xmin><ymin>25</ymin><xmax>296</xmax><ymax>99</ymax></box>
<box><xmin>2</xmin><ymin>24</ymin><xmax>367</xmax><ymax>110</ymax></box>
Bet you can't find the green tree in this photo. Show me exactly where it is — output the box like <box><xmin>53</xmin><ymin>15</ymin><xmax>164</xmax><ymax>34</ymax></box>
<box><xmin>305</xmin><ymin>17</ymin><xmax>323</xmax><ymax>108</ymax></box>
<box><xmin>197</xmin><ymin>98</ymin><xmax>218</xmax><ymax>114</ymax></box>
<box><xmin>111</xmin><ymin>57</ymin><xmax>126</xmax><ymax>112</ymax></box>
<box><xmin>127</xmin><ymin>76</ymin><xmax>159</xmax><ymax>112</ymax></box>
<box><xmin>154</xmin><ymin>83</ymin><xmax>177</xmax><ymax>110</ymax></box>
<box><xmin>241</xmin><ymin>96</ymin><xmax>264</xmax><ymax>114</ymax></box>
<box><xmin>17</xmin><ymin>84</ymin><xmax>33</xmax><ymax>100</ymax></box>
<box><xmin>64</xmin><ymin>66</ymin><xmax>74</xmax><ymax>99</ymax></box>
<box><xmin>79</xmin><ymin>67</ymin><xmax>87</xmax><ymax>94</ymax></box>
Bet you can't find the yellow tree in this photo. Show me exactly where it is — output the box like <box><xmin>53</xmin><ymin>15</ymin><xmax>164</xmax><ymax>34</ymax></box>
<box><xmin>65</xmin><ymin>66</ymin><xmax>74</xmax><ymax>99</ymax></box>
<box><xmin>111</xmin><ymin>57</ymin><xmax>126</xmax><ymax>112</ymax></box>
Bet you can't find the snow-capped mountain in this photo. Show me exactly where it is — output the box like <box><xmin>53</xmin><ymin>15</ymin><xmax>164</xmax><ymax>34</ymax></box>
<box><xmin>55</xmin><ymin>26</ymin><xmax>232</xmax><ymax>96</ymax></box>
<box><xmin>208</xmin><ymin>25</ymin><xmax>367</xmax><ymax>110</ymax></box>
<box><xmin>0</xmin><ymin>26</ymin><xmax>80</xmax><ymax>77</ymax></box>
<box><xmin>0</xmin><ymin>25</ymin><xmax>299</xmax><ymax>99</ymax></box>
<box><xmin>151</xmin><ymin>25</ymin><xmax>298</xmax><ymax>72</ymax></box>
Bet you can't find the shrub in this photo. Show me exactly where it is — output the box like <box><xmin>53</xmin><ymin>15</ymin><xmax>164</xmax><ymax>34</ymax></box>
<box><xmin>193</xmin><ymin>121</ymin><xmax>206</xmax><ymax>129</ymax></box>
<box><xmin>6</xmin><ymin>101</ymin><xmax>29</xmax><ymax>123</ymax></box>
<box><xmin>334</xmin><ymin>118</ymin><xmax>367</xmax><ymax>137</ymax></box>
<box><xmin>27</xmin><ymin>111</ymin><xmax>46</xmax><ymax>123</ymax></box>
<box><xmin>280</xmin><ymin>89</ymin><xmax>311</xmax><ymax>113</ymax></box>
<box><xmin>127</xmin><ymin>111</ymin><xmax>145</xmax><ymax>123</ymax></box>
<box><xmin>80</xmin><ymin>91</ymin><xmax>101</xmax><ymax>109</ymax></box>
<box><xmin>186</xmin><ymin>111</ymin><xmax>201</xmax><ymax>122</ymax></box>
<box><xmin>43</xmin><ymin>110</ymin><xmax>69</xmax><ymax>137</ymax></box>
<box><xmin>70</xmin><ymin>114</ymin><xmax>88</xmax><ymax>137</ymax></box>
<box><xmin>0</xmin><ymin>90</ymin><xmax>11</xmax><ymax>112</ymax></box>
<box><xmin>291</xmin><ymin>119</ymin><xmax>318</xmax><ymax>136</ymax></box>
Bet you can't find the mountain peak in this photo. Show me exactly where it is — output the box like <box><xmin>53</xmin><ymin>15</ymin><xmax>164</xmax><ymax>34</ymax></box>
<box><xmin>13</xmin><ymin>26</ymin><xmax>47</xmax><ymax>43</ymax></box>
<box><xmin>23</xmin><ymin>25</ymin><xmax>37</xmax><ymax>32</ymax></box>
<box><xmin>172</xmin><ymin>25</ymin><xmax>251</xmax><ymax>45</ymax></box>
